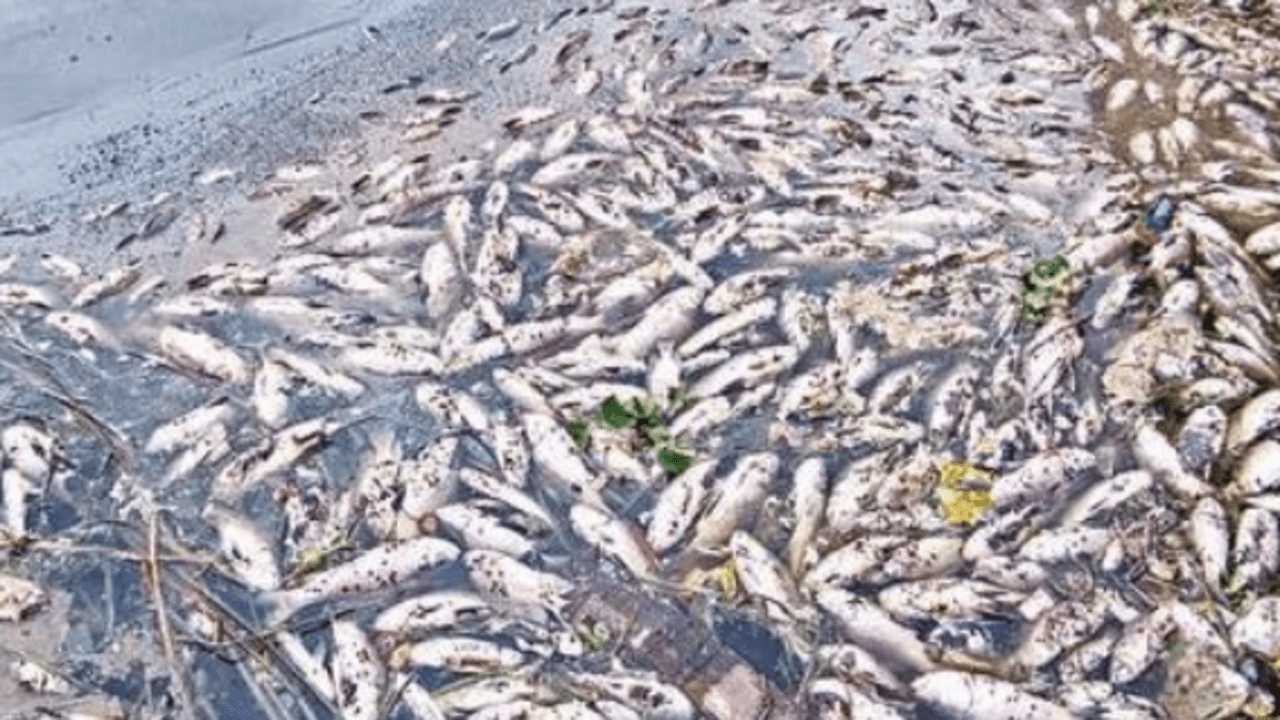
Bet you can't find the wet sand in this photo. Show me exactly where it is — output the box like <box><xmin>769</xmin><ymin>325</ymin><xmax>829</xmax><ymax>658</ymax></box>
<box><xmin>0</xmin><ymin>0</ymin><xmax>577</xmax><ymax>276</ymax></box>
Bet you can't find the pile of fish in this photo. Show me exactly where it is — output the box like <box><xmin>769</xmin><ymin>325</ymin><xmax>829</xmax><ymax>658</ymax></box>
<box><xmin>2</xmin><ymin>0</ymin><xmax>1280</xmax><ymax>718</ymax></box>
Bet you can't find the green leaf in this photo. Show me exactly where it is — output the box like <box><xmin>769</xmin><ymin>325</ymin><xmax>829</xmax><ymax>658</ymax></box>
<box><xmin>1022</xmin><ymin>286</ymin><xmax>1053</xmax><ymax>310</ymax></box>
<box><xmin>567</xmin><ymin>419</ymin><xmax>591</xmax><ymax>450</ymax></box>
<box><xmin>658</xmin><ymin>447</ymin><xmax>692</xmax><ymax>476</ymax></box>
<box><xmin>1030</xmin><ymin>256</ymin><xmax>1068</xmax><ymax>287</ymax></box>
<box><xmin>600</xmin><ymin>396</ymin><xmax>636</xmax><ymax>429</ymax></box>
<box><xmin>668</xmin><ymin>387</ymin><xmax>689</xmax><ymax>411</ymax></box>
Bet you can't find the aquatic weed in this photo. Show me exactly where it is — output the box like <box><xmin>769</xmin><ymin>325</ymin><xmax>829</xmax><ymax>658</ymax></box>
<box><xmin>1021</xmin><ymin>255</ymin><xmax>1070</xmax><ymax>324</ymax></box>
<box><xmin>569</xmin><ymin>393</ymin><xmax>693</xmax><ymax>476</ymax></box>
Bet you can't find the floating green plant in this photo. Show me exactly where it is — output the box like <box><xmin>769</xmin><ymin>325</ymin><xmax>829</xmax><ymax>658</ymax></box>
<box><xmin>1021</xmin><ymin>255</ymin><xmax>1070</xmax><ymax>324</ymax></box>
<box><xmin>568</xmin><ymin>393</ymin><xmax>693</xmax><ymax>476</ymax></box>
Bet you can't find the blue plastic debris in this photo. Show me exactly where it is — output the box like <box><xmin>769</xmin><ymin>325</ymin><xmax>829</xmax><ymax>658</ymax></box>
<box><xmin>1146</xmin><ymin>195</ymin><xmax>1175</xmax><ymax>233</ymax></box>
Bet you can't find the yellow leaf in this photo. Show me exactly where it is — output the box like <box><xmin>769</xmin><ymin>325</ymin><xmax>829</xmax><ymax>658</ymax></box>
<box><xmin>937</xmin><ymin>462</ymin><xmax>995</xmax><ymax>526</ymax></box>
<box><xmin>718</xmin><ymin>560</ymin><xmax>738</xmax><ymax>602</ymax></box>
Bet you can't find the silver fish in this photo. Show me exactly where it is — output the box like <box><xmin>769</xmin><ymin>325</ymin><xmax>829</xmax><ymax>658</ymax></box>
<box><xmin>266</xmin><ymin>537</ymin><xmax>459</xmax><ymax>622</ymax></box>
<box><xmin>330</xmin><ymin>620</ymin><xmax>385</xmax><ymax>720</ymax></box>
<box><xmin>912</xmin><ymin>670</ymin><xmax>1077</xmax><ymax>720</ymax></box>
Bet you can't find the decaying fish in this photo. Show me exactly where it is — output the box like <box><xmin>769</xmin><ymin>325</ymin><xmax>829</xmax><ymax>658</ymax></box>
<box><xmin>266</xmin><ymin>537</ymin><xmax>460</xmax><ymax>622</ymax></box>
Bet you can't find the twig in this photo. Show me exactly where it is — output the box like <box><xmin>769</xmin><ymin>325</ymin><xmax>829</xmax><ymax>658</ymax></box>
<box><xmin>148</xmin><ymin>511</ymin><xmax>197</xmax><ymax>720</ymax></box>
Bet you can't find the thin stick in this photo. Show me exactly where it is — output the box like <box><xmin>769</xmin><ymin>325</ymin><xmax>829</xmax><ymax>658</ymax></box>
<box><xmin>148</xmin><ymin>511</ymin><xmax>197</xmax><ymax>720</ymax></box>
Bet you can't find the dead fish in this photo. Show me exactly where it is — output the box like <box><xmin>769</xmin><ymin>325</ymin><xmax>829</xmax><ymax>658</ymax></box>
<box><xmin>373</xmin><ymin>591</ymin><xmax>491</xmax><ymax>634</ymax></box>
<box><xmin>214</xmin><ymin>412</ymin><xmax>368</xmax><ymax>499</ymax></box>
<box><xmin>1232</xmin><ymin>440</ymin><xmax>1280</xmax><ymax>496</ymax></box>
<box><xmin>71</xmin><ymin>261</ymin><xmax>141</xmax><ymax>308</ymax></box>
<box><xmin>786</xmin><ymin>457</ymin><xmax>827</xmax><ymax>575</ymax></box>
<box><xmin>1226</xmin><ymin>388</ymin><xmax>1280</xmax><ymax>457</ymax></box>
<box><xmin>464</xmin><ymin>549</ymin><xmax>574</xmax><ymax>618</ymax></box>
<box><xmin>570</xmin><ymin>503</ymin><xmax>658</xmax><ymax>579</ymax></box>
<box><xmin>912</xmin><ymin>670</ymin><xmax>1077</xmax><ymax>720</ymax></box>
<box><xmin>266</xmin><ymin>537</ymin><xmax>460</xmax><ymax>623</ymax></box>
<box><xmin>43</xmin><ymin>310</ymin><xmax>117</xmax><ymax>349</ymax></box>
<box><xmin>1192</xmin><ymin>497</ymin><xmax>1230</xmax><ymax>593</ymax></box>
<box><xmin>817</xmin><ymin>589</ymin><xmax>936</xmax><ymax>675</ymax></box>
<box><xmin>157</xmin><ymin>327</ymin><xmax>251</xmax><ymax>384</ymax></box>
<box><xmin>0</xmin><ymin>283</ymin><xmax>58</xmax><ymax>309</ymax></box>
<box><xmin>2</xmin><ymin>469</ymin><xmax>32</xmax><ymax>537</ymax></box>
<box><xmin>478</xmin><ymin>18</ymin><xmax>521</xmax><ymax>42</ymax></box>
<box><xmin>204</xmin><ymin>503</ymin><xmax>281</xmax><ymax>591</ymax></box>
<box><xmin>2</xmin><ymin>423</ymin><xmax>63</xmax><ymax>483</ymax></box>
<box><xmin>330</xmin><ymin>620</ymin><xmax>385</xmax><ymax>720</ymax></box>
<box><xmin>1177</xmin><ymin>405</ymin><xmax>1226</xmax><ymax>480</ymax></box>
<box><xmin>399</xmin><ymin>436</ymin><xmax>459</xmax><ymax>522</ymax></box>
<box><xmin>806</xmin><ymin>535</ymin><xmax>907</xmax><ymax>590</ymax></box>
<box><xmin>504</xmin><ymin>106</ymin><xmax>559</xmax><ymax>134</ymax></box>
<box><xmin>393</xmin><ymin>636</ymin><xmax>525</xmax><ymax>675</ymax></box>
<box><xmin>689</xmin><ymin>345</ymin><xmax>798</xmax><ymax>398</ymax></box>
<box><xmin>686</xmin><ymin>453</ymin><xmax>777</xmax><ymax>551</ymax></box>
<box><xmin>458</xmin><ymin>468</ymin><xmax>554</xmax><ymax>531</ymax></box>
<box><xmin>0</xmin><ymin>572</ymin><xmax>47</xmax><ymax>621</ymax></box>
<box><xmin>646</xmin><ymin>458</ymin><xmax>716</xmax><ymax>554</ymax></box>
<box><xmin>730</xmin><ymin>530</ymin><xmax>805</xmax><ymax>617</ymax></box>
<box><xmin>609</xmin><ymin>286</ymin><xmax>706</xmax><ymax>359</ymax></box>
<box><xmin>561</xmin><ymin>673</ymin><xmax>693</xmax><ymax>720</ymax></box>
<box><xmin>266</xmin><ymin>347</ymin><xmax>365</xmax><ymax>399</ymax></box>
<box><xmin>437</xmin><ymin>503</ymin><xmax>537</xmax><ymax>559</ymax></box>
<box><xmin>1229</xmin><ymin>508</ymin><xmax>1280</xmax><ymax>593</ymax></box>
<box><xmin>522</xmin><ymin>413</ymin><xmax>602</xmax><ymax>504</ymax></box>
<box><xmin>676</xmin><ymin>297</ymin><xmax>777</xmax><ymax>358</ymax></box>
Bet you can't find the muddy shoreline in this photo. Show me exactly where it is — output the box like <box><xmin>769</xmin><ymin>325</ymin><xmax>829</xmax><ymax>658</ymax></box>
<box><xmin>0</xmin><ymin>0</ymin><xmax>588</xmax><ymax>277</ymax></box>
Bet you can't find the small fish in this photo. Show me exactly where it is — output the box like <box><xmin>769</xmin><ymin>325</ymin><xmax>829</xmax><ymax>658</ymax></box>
<box><xmin>730</xmin><ymin>530</ymin><xmax>804</xmax><ymax>617</ymax></box>
<box><xmin>157</xmin><ymin>327</ymin><xmax>251</xmax><ymax>384</ymax></box>
<box><xmin>71</xmin><ymin>261</ymin><xmax>141</xmax><ymax>308</ymax></box>
<box><xmin>252</xmin><ymin>357</ymin><xmax>294</xmax><ymax>430</ymax></box>
<box><xmin>266</xmin><ymin>347</ymin><xmax>365</xmax><ymax>399</ymax></box>
<box><xmin>646</xmin><ymin>458</ymin><xmax>715</xmax><ymax>554</ymax></box>
<box><xmin>266</xmin><ymin>537</ymin><xmax>460</xmax><ymax>623</ymax></box>
<box><xmin>373</xmin><ymin>591</ymin><xmax>491</xmax><ymax>634</ymax></box>
<box><xmin>204</xmin><ymin>503</ymin><xmax>280</xmax><ymax>591</ymax></box>
<box><xmin>43</xmin><ymin>311</ymin><xmax>117</xmax><ymax>348</ymax></box>
<box><xmin>817</xmin><ymin>589</ymin><xmax>936</xmax><ymax>675</ymax></box>
<box><xmin>689</xmin><ymin>345</ymin><xmax>798</xmax><ymax>398</ymax></box>
<box><xmin>438</xmin><ymin>503</ymin><xmax>537</xmax><ymax>559</ymax></box>
<box><xmin>570</xmin><ymin>502</ymin><xmax>658</xmax><ymax>579</ymax></box>
<box><xmin>464</xmin><ymin>549</ymin><xmax>574</xmax><ymax>617</ymax></box>
<box><xmin>2</xmin><ymin>469</ymin><xmax>31</xmax><ymax>537</ymax></box>
<box><xmin>676</xmin><ymin>297</ymin><xmax>777</xmax><ymax>358</ymax></box>
<box><xmin>478</xmin><ymin>18</ymin><xmax>521</xmax><ymax>42</ymax></box>
<box><xmin>609</xmin><ymin>286</ymin><xmax>705</xmax><ymax>359</ymax></box>
<box><xmin>687</xmin><ymin>453</ymin><xmax>778</xmax><ymax>551</ymax></box>
<box><xmin>2</xmin><ymin>423</ymin><xmax>63</xmax><ymax>483</ymax></box>
<box><xmin>504</xmin><ymin>106</ymin><xmax>559</xmax><ymax>135</ymax></box>
<box><xmin>562</xmin><ymin>673</ymin><xmax>694</xmax><ymax>720</ymax></box>
<box><xmin>1192</xmin><ymin>497</ymin><xmax>1230</xmax><ymax>593</ymax></box>
<box><xmin>394</xmin><ymin>637</ymin><xmax>524</xmax><ymax>674</ymax></box>
<box><xmin>214</xmin><ymin>412</ymin><xmax>367</xmax><ymax>499</ymax></box>
<box><xmin>522</xmin><ymin>413</ymin><xmax>602</xmax><ymax>504</ymax></box>
<box><xmin>399</xmin><ymin>436</ymin><xmax>459</xmax><ymax>522</ymax></box>
<box><xmin>0</xmin><ymin>572</ymin><xmax>46</xmax><ymax>621</ymax></box>
<box><xmin>459</xmin><ymin>468</ymin><xmax>554</xmax><ymax>531</ymax></box>
<box><xmin>912</xmin><ymin>670</ymin><xmax>1077</xmax><ymax>720</ymax></box>
<box><xmin>330</xmin><ymin>620</ymin><xmax>385</xmax><ymax>720</ymax></box>
<box><xmin>1226</xmin><ymin>389</ymin><xmax>1280</xmax><ymax>458</ymax></box>
<box><xmin>0</xmin><ymin>283</ymin><xmax>58</xmax><ymax>309</ymax></box>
